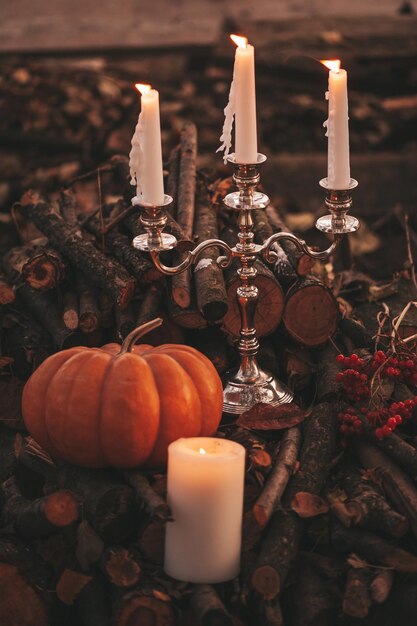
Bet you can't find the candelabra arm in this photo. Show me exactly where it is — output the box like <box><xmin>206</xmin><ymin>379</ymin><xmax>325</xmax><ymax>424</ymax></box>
<box><xmin>149</xmin><ymin>238</ymin><xmax>234</xmax><ymax>276</ymax></box>
<box><xmin>261</xmin><ymin>231</ymin><xmax>342</xmax><ymax>265</ymax></box>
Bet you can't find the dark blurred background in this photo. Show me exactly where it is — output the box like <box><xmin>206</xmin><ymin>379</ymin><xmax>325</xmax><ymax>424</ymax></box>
<box><xmin>0</xmin><ymin>0</ymin><xmax>416</xmax><ymax>277</ymax></box>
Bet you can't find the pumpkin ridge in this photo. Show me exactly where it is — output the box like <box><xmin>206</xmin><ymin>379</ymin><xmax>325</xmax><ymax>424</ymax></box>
<box><xmin>96</xmin><ymin>352</ymin><xmax>136</xmax><ymax>466</ymax></box>
<box><xmin>51</xmin><ymin>351</ymin><xmax>110</xmax><ymax>465</ymax></box>
<box><xmin>143</xmin><ymin>353</ymin><xmax>202</xmax><ymax>466</ymax></box>
<box><xmin>43</xmin><ymin>350</ymin><xmax>87</xmax><ymax>458</ymax></box>
<box><xmin>99</xmin><ymin>351</ymin><xmax>160</xmax><ymax>467</ymax></box>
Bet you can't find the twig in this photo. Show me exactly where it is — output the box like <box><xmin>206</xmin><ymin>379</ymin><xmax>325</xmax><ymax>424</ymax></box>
<box><xmin>97</xmin><ymin>168</ymin><xmax>105</xmax><ymax>252</ymax></box>
<box><xmin>403</xmin><ymin>211</ymin><xmax>417</xmax><ymax>290</ymax></box>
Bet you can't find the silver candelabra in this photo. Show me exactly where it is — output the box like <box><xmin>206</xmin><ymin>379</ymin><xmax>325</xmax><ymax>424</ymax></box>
<box><xmin>132</xmin><ymin>153</ymin><xmax>359</xmax><ymax>414</ymax></box>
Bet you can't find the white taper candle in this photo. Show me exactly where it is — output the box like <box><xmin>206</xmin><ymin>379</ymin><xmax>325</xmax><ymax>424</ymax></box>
<box><xmin>218</xmin><ymin>35</ymin><xmax>258</xmax><ymax>164</ymax></box>
<box><xmin>129</xmin><ymin>84</ymin><xmax>165</xmax><ymax>206</ymax></box>
<box><xmin>322</xmin><ymin>60</ymin><xmax>351</xmax><ymax>189</ymax></box>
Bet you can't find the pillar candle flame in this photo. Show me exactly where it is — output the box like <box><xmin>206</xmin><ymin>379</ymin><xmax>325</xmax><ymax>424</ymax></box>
<box><xmin>199</xmin><ymin>448</ymin><xmax>207</xmax><ymax>455</ymax></box>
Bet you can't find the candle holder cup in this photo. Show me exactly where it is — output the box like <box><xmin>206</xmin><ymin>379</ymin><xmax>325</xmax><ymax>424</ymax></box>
<box><xmin>130</xmin><ymin>160</ymin><xmax>359</xmax><ymax>414</ymax></box>
<box><xmin>132</xmin><ymin>194</ymin><xmax>176</xmax><ymax>252</ymax></box>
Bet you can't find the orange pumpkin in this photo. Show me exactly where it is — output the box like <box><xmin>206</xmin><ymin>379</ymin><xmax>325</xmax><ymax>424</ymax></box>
<box><xmin>22</xmin><ymin>319</ymin><xmax>223</xmax><ymax>468</ymax></box>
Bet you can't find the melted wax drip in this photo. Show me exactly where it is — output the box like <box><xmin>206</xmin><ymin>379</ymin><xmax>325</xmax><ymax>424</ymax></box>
<box><xmin>129</xmin><ymin>109</ymin><xmax>145</xmax><ymax>199</ymax></box>
<box><xmin>217</xmin><ymin>70</ymin><xmax>236</xmax><ymax>162</ymax></box>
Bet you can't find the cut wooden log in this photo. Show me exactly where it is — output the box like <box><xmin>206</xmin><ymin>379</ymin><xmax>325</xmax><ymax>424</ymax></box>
<box><xmin>193</xmin><ymin>179</ymin><xmax>228</xmax><ymax>322</ymax></box>
<box><xmin>373</xmin><ymin>432</ymin><xmax>417</xmax><ymax>480</ymax></box>
<box><xmin>341</xmin><ymin>466</ymin><xmax>408</xmax><ymax>538</ymax></box>
<box><xmin>189</xmin><ymin>584</ymin><xmax>233</xmax><ymax>626</ymax></box>
<box><xmin>0</xmin><ymin>475</ymin><xmax>79</xmax><ymax>538</ymax></box>
<box><xmin>342</xmin><ymin>567</ymin><xmax>372</xmax><ymax>618</ymax></box>
<box><xmin>166</xmin><ymin>145</ymin><xmax>179</xmax><ymax>216</ymax></box>
<box><xmin>112</xmin><ymin>591</ymin><xmax>175</xmax><ymax>626</ymax></box>
<box><xmin>20</xmin><ymin>191</ymin><xmax>135</xmax><ymax>309</ymax></box>
<box><xmin>5</xmin><ymin>281</ymin><xmax>81</xmax><ymax>350</ymax></box>
<box><xmin>115</xmin><ymin>303</ymin><xmax>136</xmax><ymax>340</ymax></box>
<box><xmin>76</xmin><ymin>273</ymin><xmax>100</xmax><ymax>334</ymax></box>
<box><xmin>283</xmin><ymin>276</ymin><xmax>339</xmax><ymax>346</ymax></box>
<box><xmin>171</xmin><ymin>122</ymin><xmax>198</xmax><ymax>309</ymax></box>
<box><xmin>62</xmin><ymin>291</ymin><xmax>79</xmax><ymax>330</ymax></box>
<box><xmin>330</xmin><ymin>520</ymin><xmax>417</xmax><ymax>572</ymax></box>
<box><xmin>43</xmin><ymin>465</ymin><xmax>137</xmax><ymax>543</ymax></box>
<box><xmin>0</xmin><ymin>426</ymin><xmax>19</xmax><ymax>482</ymax></box>
<box><xmin>315</xmin><ymin>340</ymin><xmax>343</xmax><ymax>402</ymax></box>
<box><xmin>4</xmin><ymin>312</ymin><xmax>52</xmax><ymax>378</ymax></box>
<box><xmin>221</xmin><ymin>226</ymin><xmax>284</xmax><ymax>338</ymax></box>
<box><xmin>0</xmin><ymin>537</ymin><xmax>51</xmax><ymax>626</ymax></box>
<box><xmin>354</xmin><ymin>440</ymin><xmax>417</xmax><ymax>538</ymax></box>
<box><xmin>98</xmin><ymin>292</ymin><xmax>114</xmax><ymax>328</ymax></box>
<box><xmin>136</xmin><ymin>517</ymin><xmax>165</xmax><ymax>565</ymax></box>
<box><xmin>289</xmin><ymin>560</ymin><xmax>338</xmax><ymax>626</ymax></box>
<box><xmin>75</xmin><ymin>576</ymin><xmax>112</xmax><ymax>626</ymax></box>
<box><xmin>124</xmin><ymin>471</ymin><xmax>171</xmax><ymax>520</ymax></box>
<box><xmin>262</xmin><ymin>598</ymin><xmax>284</xmax><ymax>626</ymax></box>
<box><xmin>251</xmin><ymin>509</ymin><xmax>301</xmax><ymax>600</ymax></box>
<box><xmin>59</xmin><ymin>188</ymin><xmax>80</xmax><ymax>230</ymax></box>
<box><xmin>252</xmin><ymin>403</ymin><xmax>336</xmax><ymax>599</ymax></box>
<box><xmin>253</xmin><ymin>426</ymin><xmax>301</xmax><ymax>528</ymax></box>
<box><xmin>137</xmin><ymin>282</ymin><xmax>165</xmax><ymax>326</ymax></box>
<box><xmin>86</xmin><ymin>213</ymin><xmax>161</xmax><ymax>284</ymax></box>
<box><xmin>223</xmin><ymin>261</ymin><xmax>284</xmax><ymax>337</ymax></box>
<box><xmin>265</xmin><ymin>204</ymin><xmax>315</xmax><ymax>278</ymax></box>
<box><xmin>167</xmin><ymin>293</ymin><xmax>208</xmax><ymax>330</ymax></box>
<box><xmin>289</xmin><ymin>403</ymin><xmax>337</xmax><ymax>500</ymax></box>
<box><xmin>3</xmin><ymin>245</ymin><xmax>65</xmax><ymax>291</ymax></box>
<box><xmin>100</xmin><ymin>546</ymin><xmax>141</xmax><ymax>588</ymax></box>
<box><xmin>339</xmin><ymin>317</ymin><xmax>375</xmax><ymax>349</ymax></box>
<box><xmin>370</xmin><ymin>568</ymin><xmax>393</xmax><ymax>604</ymax></box>
<box><xmin>0</xmin><ymin>377</ymin><xmax>25</xmax><ymax>431</ymax></box>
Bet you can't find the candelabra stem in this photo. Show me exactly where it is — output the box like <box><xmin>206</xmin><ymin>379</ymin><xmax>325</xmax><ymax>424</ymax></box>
<box><xmin>222</xmin><ymin>155</ymin><xmax>293</xmax><ymax>414</ymax></box>
<box><xmin>235</xmin><ymin>207</ymin><xmax>260</xmax><ymax>382</ymax></box>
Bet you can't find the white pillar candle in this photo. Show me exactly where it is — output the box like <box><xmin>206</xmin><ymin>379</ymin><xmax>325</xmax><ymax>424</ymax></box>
<box><xmin>218</xmin><ymin>34</ymin><xmax>258</xmax><ymax>164</ymax></box>
<box><xmin>129</xmin><ymin>83</ymin><xmax>165</xmax><ymax>206</ymax></box>
<box><xmin>321</xmin><ymin>60</ymin><xmax>351</xmax><ymax>189</ymax></box>
<box><xmin>164</xmin><ymin>437</ymin><xmax>245</xmax><ymax>583</ymax></box>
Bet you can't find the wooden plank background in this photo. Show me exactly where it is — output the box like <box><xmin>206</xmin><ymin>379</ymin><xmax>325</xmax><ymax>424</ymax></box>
<box><xmin>0</xmin><ymin>0</ymin><xmax>411</xmax><ymax>53</ymax></box>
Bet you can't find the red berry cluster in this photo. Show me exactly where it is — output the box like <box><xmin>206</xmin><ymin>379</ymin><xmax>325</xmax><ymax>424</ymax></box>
<box><xmin>335</xmin><ymin>350</ymin><xmax>417</xmax><ymax>447</ymax></box>
<box><xmin>337</xmin><ymin>407</ymin><xmax>364</xmax><ymax>445</ymax></box>
<box><xmin>336</xmin><ymin>353</ymin><xmax>369</xmax><ymax>402</ymax></box>
<box><xmin>371</xmin><ymin>350</ymin><xmax>417</xmax><ymax>384</ymax></box>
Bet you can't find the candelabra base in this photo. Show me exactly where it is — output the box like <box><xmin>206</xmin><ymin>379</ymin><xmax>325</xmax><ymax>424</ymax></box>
<box><xmin>222</xmin><ymin>368</ymin><xmax>294</xmax><ymax>415</ymax></box>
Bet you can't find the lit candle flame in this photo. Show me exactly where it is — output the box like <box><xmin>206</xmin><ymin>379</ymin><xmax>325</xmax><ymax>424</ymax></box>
<box><xmin>135</xmin><ymin>83</ymin><xmax>152</xmax><ymax>95</ymax></box>
<box><xmin>230</xmin><ymin>34</ymin><xmax>248</xmax><ymax>48</ymax></box>
<box><xmin>199</xmin><ymin>448</ymin><xmax>207</xmax><ymax>455</ymax></box>
<box><xmin>320</xmin><ymin>59</ymin><xmax>341</xmax><ymax>73</ymax></box>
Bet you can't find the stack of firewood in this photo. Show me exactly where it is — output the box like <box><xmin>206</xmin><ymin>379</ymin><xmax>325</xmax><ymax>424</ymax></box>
<box><xmin>1</xmin><ymin>122</ymin><xmax>339</xmax><ymax>382</ymax></box>
<box><xmin>2</xmin><ymin>121</ymin><xmax>417</xmax><ymax>625</ymax></box>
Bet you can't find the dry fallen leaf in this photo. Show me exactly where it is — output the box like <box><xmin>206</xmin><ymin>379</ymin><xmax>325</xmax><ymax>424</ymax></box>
<box><xmin>290</xmin><ymin>492</ymin><xmax>329</xmax><ymax>518</ymax></box>
<box><xmin>56</xmin><ymin>568</ymin><xmax>92</xmax><ymax>605</ymax></box>
<box><xmin>76</xmin><ymin>521</ymin><xmax>104</xmax><ymax>571</ymax></box>
<box><xmin>237</xmin><ymin>403</ymin><xmax>308</xmax><ymax>431</ymax></box>
<box><xmin>347</xmin><ymin>554</ymin><xmax>371</xmax><ymax>570</ymax></box>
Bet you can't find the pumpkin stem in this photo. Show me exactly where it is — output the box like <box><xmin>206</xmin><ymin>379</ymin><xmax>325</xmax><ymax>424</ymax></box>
<box><xmin>120</xmin><ymin>318</ymin><xmax>163</xmax><ymax>354</ymax></box>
